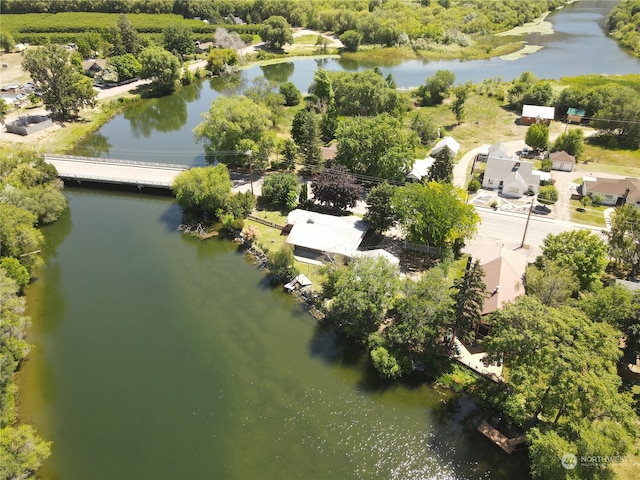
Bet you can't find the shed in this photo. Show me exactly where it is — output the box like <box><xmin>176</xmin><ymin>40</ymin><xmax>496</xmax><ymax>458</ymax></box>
<box><xmin>407</xmin><ymin>157</ymin><xmax>434</xmax><ymax>182</ymax></box>
<box><xmin>431</xmin><ymin>136</ymin><xmax>460</xmax><ymax>158</ymax></box>
<box><xmin>521</xmin><ymin>105</ymin><xmax>555</xmax><ymax>126</ymax></box>
<box><xmin>549</xmin><ymin>150</ymin><xmax>576</xmax><ymax>171</ymax></box>
<box><xmin>566</xmin><ymin>107</ymin><xmax>586</xmax><ymax>123</ymax></box>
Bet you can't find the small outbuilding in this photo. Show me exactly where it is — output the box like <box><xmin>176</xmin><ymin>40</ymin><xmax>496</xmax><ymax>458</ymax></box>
<box><xmin>407</xmin><ymin>157</ymin><xmax>434</xmax><ymax>182</ymax></box>
<box><xmin>431</xmin><ymin>136</ymin><xmax>460</xmax><ymax>158</ymax></box>
<box><xmin>549</xmin><ymin>151</ymin><xmax>576</xmax><ymax>172</ymax></box>
<box><xmin>521</xmin><ymin>105</ymin><xmax>555</xmax><ymax>126</ymax></box>
<box><xmin>566</xmin><ymin>108</ymin><xmax>586</xmax><ymax>123</ymax></box>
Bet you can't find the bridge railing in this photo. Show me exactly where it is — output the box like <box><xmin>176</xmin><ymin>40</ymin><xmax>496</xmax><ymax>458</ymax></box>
<box><xmin>57</xmin><ymin>172</ymin><xmax>172</xmax><ymax>188</ymax></box>
<box><xmin>44</xmin><ymin>154</ymin><xmax>200</xmax><ymax>171</ymax></box>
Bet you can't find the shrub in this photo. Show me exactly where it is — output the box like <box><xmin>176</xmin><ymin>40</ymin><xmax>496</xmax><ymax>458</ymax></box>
<box><xmin>468</xmin><ymin>179</ymin><xmax>481</xmax><ymax>192</ymax></box>
<box><xmin>541</xmin><ymin>159</ymin><xmax>552</xmax><ymax>172</ymax></box>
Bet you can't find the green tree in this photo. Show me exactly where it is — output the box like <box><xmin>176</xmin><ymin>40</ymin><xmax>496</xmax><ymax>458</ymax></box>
<box><xmin>22</xmin><ymin>44</ymin><xmax>97</xmax><ymax>119</ymax></box>
<box><xmin>108</xmin><ymin>14</ymin><xmax>140</xmax><ymax>56</ymax></box>
<box><xmin>0</xmin><ymin>31</ymin><xmax>15</xmax><ymax>53</ymax></box>
<box><xmin>387</xmin><ymin>266</ymin><xmax>454</xmax><ymax>358</ymax></box>
<box><xmin>0</xmin><ymin>98</ymin><xmax>9</xmax><ymax>125</ymax></box>
<box><xmin>551</xmin><ymin>128</ymin><xmax>584</xmax><ymax>158</ymax></box>
<box><xmin>410</xmin><ymin>112</ymin><xmax>440</xmax><ymax>145</ymax></box>
<box><xmin>194</xmin><ymin>95</ymin><xmax>274</xmax><ymax>168</ymax></box>
<box><xmin>261</xmin><ymin>172</ymin><xmax>300</xmax><ymax>210</ymax></box>
<box><xmin>139</xmin><ymin>46</ymin><xmax>181</xmax><ymax>95</ymax></box>
<box><xmin>527</xmin><ymin>428</ymin><xmax>577</xmax><ymax>480</ymax></box>
<box><xmin>450</xmin><ymin>83</ymin><xmax>470</xmax><ymax>124</ymax></box>
<box><xmin>324</xmin><ymin>256</ymin><xmax>401</xmax><ymax>342</ymax></box>
<box><xmin>0</xmin><ymin>425</ymin><xmax>52</xmax><ymax>480</ymax></box>
<box><xmin>0</xmin><ymin>258</ymin><xmax>30</xmax><ymax>291</ymax></box>
<box><xmin>525</xmin><ymin>123</ymin><xmax>549</xmax><ymax>152</ymax></box>
<box><xmin>162</xmin><ymin>23</ymin><xmax>194</xmax><ymax>57</ymax></box>
<box><xmin>309</xmin><ymin>69</ymin><xmax>334</xmax><ymax>112</ymax></box>
<box><xmin>107</xmin><ymin>54</ymin><xmax>142</xmax><ymax>82</ymax></box>
<box><xmin>290</xmin><ymin>109</ymin><xmax>322</xmax><ymax>166</ymax></box>
<box><xmin>260</xmin><ymin>16</ymin><xmax>293</xmax><ymax>50</ymax></box>
<box><xmin>483</xmin><ymin>296</ymin><xmax>637</xmax><ymax>478</ymax></box>
<box><xmin>227</xmin><ymin>191</ymin><xmax>256</xmax><ymax>219</ymax></box>
<box><xmin>266</xmin><ymin>245</ymin><xmax>298</xmax><ymax>283</ymax></box>
<box><xmin>278</xmin><ymin>82</ymin><xmax>301</xmax><ymax>106</ymax></box>
<box><xmin>364</xmin><ymin>182</ymin><xmax>397</xmax><ymax>233</ymax></box>
<box><xmin>451</xmin><ymin>259</ymin><xmax>486</xmax><ymax>343</ymax></box>
<box><xmin>340</xmin><ymin>30</ymin><xmax>362</xmax><ymax>52</ymax></box>
<box><xmin>330</xmin><ymin>69</ymin><xmax>407</xmax><ymax>117</ymax></box>
<box><xmin>537</xmin><ymin>230</ymin><xmax>608</xmax><ymax>291</ymax></box>
<box><xmin>171</xmin><ymin>165</ymin><xmax>232</xmax><ymax>218</ymax></box>
<box><xmin>525</xmin><ymin>260</ymin><xmax>579</xmax><ymax>307</ymax></box>
<box><xmin>537</xmin><ymin>185</ymin><xmax>558</xmax><ymax>205</ymax></box>
<box><xmin>427</xmin><ymin>148</ymin><xmax>454</xmax><ymax>184</ymax></box>
<box><xmin>370</xmin><ymin>346</ymin><xmax>402</xmax><ymax>379</ymax></box>
<box><xmin>0</xmin><ymin>204</ymin><xmax>44</xmax><ymax>272</ymax></box>
<box><xmin>392</xmin><ymin>181</ymin><xmax>479</xmax><ymax>251</ymax></box>
<box><xmin>206</xmin><ymin>48</ymin><xmax>238</xmax><ymax>76</ymax></box>
<box><xmin>335</xmin><ymin>114</ymin><xmax>417</xmax><ymax>182</ymax></box>
<box><xmin>415</xmin><ymin>70</ymin><xmax>455</xmax><ymax>106</ymax></box>
<box><xmin>591</xmin><ymin>85</ymin><xmax>640</xmax><ymax>149</ymax></box>
<box><xmin>606</xmin><ymin>204</ymin><xmax>640</xmax><ymax>279</ymax></box>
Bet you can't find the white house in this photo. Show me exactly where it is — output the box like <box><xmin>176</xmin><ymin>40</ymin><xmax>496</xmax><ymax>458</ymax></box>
<box><xmin>521</xmin><ymin>105</ymin><xmax>555</xmax><ymax>126</ymax></box>
<box><xmin>431</xmin><ymin>136</ymin><xmax>460</xmax><ymax>158</ymax></box>
<box><xmin>482</xmin><ymin>156</ymin><xmax>540</xmax><ymax>198</ymax></box>
<box><xmin>407</xmin><ymin>157</ymin><xmax>434</xmax><ymax>182</ymax></box>
<box><xmin>285</xmin><ymin>209</ymin><xmax>368</xmax><ymax>262</ymax></box>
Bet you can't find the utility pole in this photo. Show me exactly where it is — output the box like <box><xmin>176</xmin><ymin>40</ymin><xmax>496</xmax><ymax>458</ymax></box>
<box><xmin>520</xmin><ymin>197</ymin><xmax>535</xmax><ymax>248</ymax></box>
<box><xmin>246</xmin><ymin>150</ymin><xmax>254</xmax><ymax>195</ymax></box>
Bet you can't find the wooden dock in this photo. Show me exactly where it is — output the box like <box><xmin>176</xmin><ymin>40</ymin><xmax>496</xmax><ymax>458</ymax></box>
<box><xmin>477</xmin><ymin>421</ymin><xmax>526</xmax><ymax>454</ymax></box>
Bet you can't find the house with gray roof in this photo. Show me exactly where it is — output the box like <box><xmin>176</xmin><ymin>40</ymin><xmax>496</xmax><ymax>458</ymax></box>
<box><xmin>482</xmin><ymin>154</ymin><xmax>541</xmax><ymax>198</ymax></box>
<box><xmin>431</xmin><ymin>136</ymin><xmax>460</xmax><ymax>158</ymax></box>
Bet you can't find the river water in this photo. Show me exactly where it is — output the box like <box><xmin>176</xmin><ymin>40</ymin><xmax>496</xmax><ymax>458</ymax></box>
<box><xmin>22</xmin><ymin>1</ymin><xmax>638</xmax><ymax>479</ymax></box>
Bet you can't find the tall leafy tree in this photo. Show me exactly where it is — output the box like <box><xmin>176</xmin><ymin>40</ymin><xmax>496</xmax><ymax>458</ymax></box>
<box><xmin>451</xmin><ymin>259</ymin><xmax>486</xmax><ymax>343</ymax></box>
<box><xmin>108</xmin><ymin>14</ymin><xmax>140</xmax><ymax>56</ymax></box>
<box><xmin>266</xmin><ymin>245</ymin><xmax>298</xmax><ymax>283</ymax></box>
<box><xmin>525</xmin><ymin>123</ymin><xmax>549</xmax><ymax>151</ymax></box>
<box><xmin>592</xmin><ymin>85</ymin><xmax>640</xmax><ymax>149</ymax></box>
<box><xmin>162</xmin><ymin>23</ymin><xmax>194</xmax><ymax>57</ymax></box>
<box><xmin>525</xmin><ymin>260</ymin><xmax>579</xmax><ymax>307</ymax></box>
<box><xmin>260</xmin><ymin>16</ymin><xmax>293</xmax><ymax>50</ymax></box>
<box><xmin>22</xmin><ymin>44</ymin><xmax>97</xmax><ymax>119</ymax></box>
<box><xmin>171</xmin><ymin>165</ymin><xmax>232</xmax><ymax>218</ymax></box>
<box><xmin>139</xmin><ymin>46</ymin><xmax>181</xmax><ymax>95</ymax></box>
<box><xmin>606</xmin><ymin>204</ymin><xmax>640</xmax><ymax>279</ymax></box>
<box><xmin>427</xmin><ymin>148</ymin><xmax>454</xmax><ymax>184</ymax></box>
<box><xmin>551</xmin><ymin>128</ymin><xmax>584</xmax><ymax>158</ymax></box>
<box><xmin>410</xmin><ymin>112</ymin><xmax>440</xmax><ymax>146</ymax></box>
<box><xmin>364</xmin><ymin>182</ymin><xmax>397</xmax><ymax>233</ymax></box>
<box><xmin>309</xmin><ymin>69</ymin><xmax>335</xmax><ymax>112</ymax></box>
<box><xmin>483</xmin><ymin>296</ymin><xmax>637</xmax><ymax>479</ymax></box>
<box><xmin>261</xmin><ymin>172</ymin><xmax>300</xmax><ymax>210</ymax></box>
<box><xmin>311</xmin><ymin>166</ymin><xmax>363</xmax><ymax>212</ymax></box>
<box><xmin>335</xmin><ymin>114</ymin><xmax>417</xmax><ymax>182</ymax></box>
<box><xmin>0</xmin><ymin>31</ymin><xmax>15</xmax><ymax>53</ymax></box>
<box><xmin>415</xmin><ymin>70</ymin><xmax>455</xmax><ymax>106</ymax></box>
<box><xmin>387</xmin><ymin>266</ymin><xmax>454</xmax><ymax>359</ymax></box>
<box><xmin>194</xmin><ymin>95</ymin><xmax>274</xmax><ymax>168</ymax></box>
<box><xmin>324</xmin><ymin>257</ymin><xmax>401</xmax><ymax>342</ymax></box>
<box><xmin>392</xmin><ymin>181</ymin><xmax>479</xmax><ymax>251</ymax></box>
<box><xmin>537</xmin><ymin>230</ymin><xmax>608</xmax><ymax>291</ymax></box>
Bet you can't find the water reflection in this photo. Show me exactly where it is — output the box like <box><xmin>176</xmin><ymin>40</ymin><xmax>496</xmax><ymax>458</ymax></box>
<box><xmin>72</xmin><ymin>132</ymin><xmax>111</xmax><ymax>158</ymax></box>
<box><xmin>208</xmin><ymin>74</ymin><xmax>247</xmax><ymax>95</ymax></box>
<box><xmin>260</xmin><ymin>61</ymin><xmax>295</xmax><ymax>83</ymax></box>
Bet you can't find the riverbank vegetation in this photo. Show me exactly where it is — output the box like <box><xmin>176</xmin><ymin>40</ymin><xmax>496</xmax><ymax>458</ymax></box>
<box><xmin>607</xmin><ymin>0</ymin><xmax>640</xmax><ymax>58</ymax></box>
<box><xmin>0</xmin><ymin>146</ymin><xmax>67</xmax><ymax>478</ymax></box>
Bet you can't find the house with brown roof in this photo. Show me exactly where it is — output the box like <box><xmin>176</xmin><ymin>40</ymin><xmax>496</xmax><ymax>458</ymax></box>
<box><xmin>549</xmin><ymin>151</ymin><xmax>576</xmax><ymax>172</ymax></box>
<box><xmin>583</xmin><ymin>177</ymin><xmax>640</xmax><ymax>207</ymax></box>
<box><xmin>463</xmin><ymin>244</ymin><xmax>527</xmax><ymax>338</ymax></box>
<box><xmin>82</xmin><ymin>59</ymin><xmax>107</xmax><ymax>77</ymax></box>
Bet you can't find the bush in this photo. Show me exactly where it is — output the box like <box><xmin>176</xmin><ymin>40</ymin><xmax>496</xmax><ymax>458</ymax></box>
<box><xmin>537</xmin><ymin>185</ymin><xmax>558</xmax><ymax>204</ymax></box>
<box><xmin>279</xmin><ymin>82</ymin><xmax>301</xmax><ymax>106</ymax></box>
<box><xmin>541</xmin><ymin>159</ymin><xmax>552</xmax><ymax>172</ymax></box>
<box><xmin>467</xmin><ymin>179</ymin><xmax>481</xmax><ymax>192</ymax></box>
<box><xmin>261</xmin><ymin>172</ymin><xmax>299</xmax><ymax>210</ymax></box>
<box><xmin>340</xmin><ymin>30</ymin><xmax>362</xmax><ymax>52</ymax></box>
<box><xmin>266</xmin><ymin>245</ymin><xmax>298</xmax><ymax>283</ymax></box>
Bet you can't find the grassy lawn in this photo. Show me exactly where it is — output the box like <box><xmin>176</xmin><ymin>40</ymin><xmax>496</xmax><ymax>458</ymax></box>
<box><xmin>569</xmin><ymin>199</ymin><xmax>607</xmax><ymax>227</ymax></box>
<box><xmin>578</xmin><ymin>143</ymin><xmax>640</xmax><ymax>177</ymax></box>
<box><xmin>293</xmin><ymin>34</ymin><xmax>320</xmax><ymax>44</ymax></box>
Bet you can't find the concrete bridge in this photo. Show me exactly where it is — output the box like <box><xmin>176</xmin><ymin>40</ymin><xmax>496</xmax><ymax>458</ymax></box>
<box><xmin>43</xmin><ymin>154</ymin><xmax>198</xmax><ymax>189</ymax></box>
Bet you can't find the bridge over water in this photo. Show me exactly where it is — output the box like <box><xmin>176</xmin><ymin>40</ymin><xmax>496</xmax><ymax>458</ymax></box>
<box><xmin>44</xmin><ymin>154</ymin><xmax>200</xmax><ymax>189</ymax></box>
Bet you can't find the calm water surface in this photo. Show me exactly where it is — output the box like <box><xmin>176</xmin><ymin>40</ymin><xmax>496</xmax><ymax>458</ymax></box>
<box><xmin>22</xmin><ymin>189</ymin><xmax>529</xmax><ymax>479</ymax></box>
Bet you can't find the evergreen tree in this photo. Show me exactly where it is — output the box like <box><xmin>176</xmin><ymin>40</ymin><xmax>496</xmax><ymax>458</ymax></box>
<box><xmin>427</xmin><ymin>148</ymin><xmax>454</xmax><ymax>183</ymax></box>
<box><xmin>291</xmin><ymin>109</ymin><xmax>322</xmax><ymax>166</ymax></box>
<box><xmin>451</xmin><ymin>259</ymin><xmax>486</xmax><ymax>343</ymax></box>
